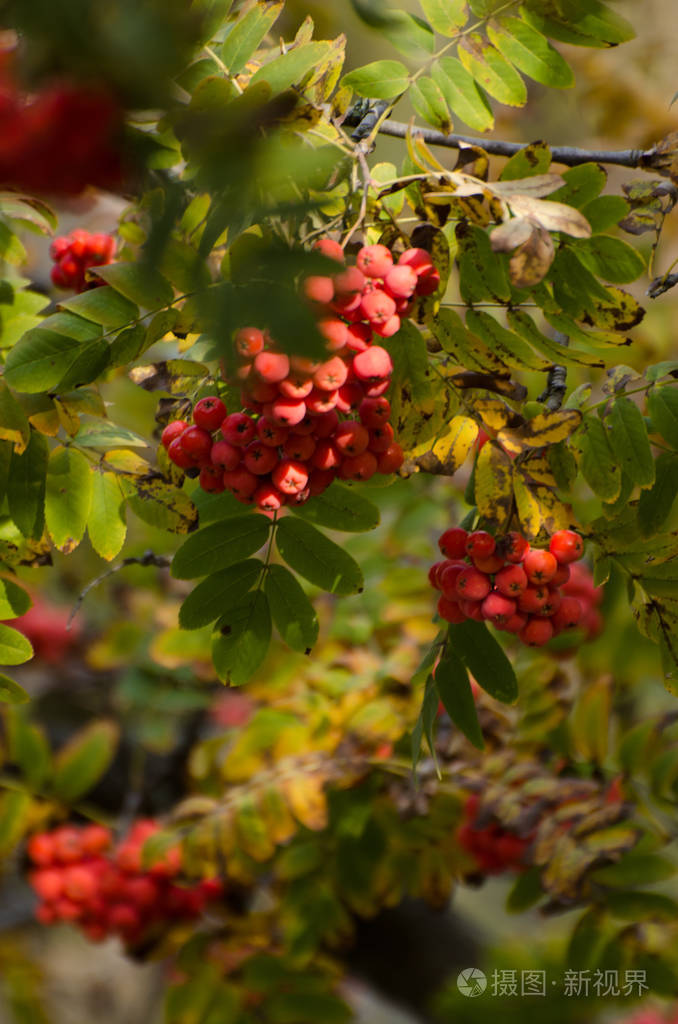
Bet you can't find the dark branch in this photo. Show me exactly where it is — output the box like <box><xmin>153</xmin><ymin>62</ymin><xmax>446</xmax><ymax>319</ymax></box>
<box><xmin>537</xmin><ymin>331</ymin><xmax>569</xmax><ymax>411</ymax></box>
<box><xmin>375</xmin><ymin>119</ymin><xmax>651</xmax><ymax>169</ymax></box>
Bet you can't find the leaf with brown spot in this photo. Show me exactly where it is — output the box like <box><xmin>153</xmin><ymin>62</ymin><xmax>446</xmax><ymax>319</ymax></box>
<box><xmin>513</xmin><ymin>469</ymin><xmax>572</xmax><ymax>542</ymax></box>
<box><xmin>475</xmin><ymin>440</ymin><xmax>514</xmax><ymax>529</ymax></box>
<box><xmin>582</xmin><ymin>286</ymin><xmax>645</xmax><ymax>332</ymax></box>
<box><xmin>496</xmin><ymin>410</ymin><xmax>582</xmax><ymax>455</ymax></box>
<box><xmin>128</xmin><ymin>476</ymin><xmax>198</xmax><ymax>534</ymax></box>
<box><xmin>447</xmin><ymin>371</ymin><xmax>527</xmax><ymax>401</ymax></box>
<box><xmin>407</xmin><ymin>414</ymin><xmax>478</xmax><ymax>475</ymax></box>
<box><xmin>490</xmin><ymin>216</ymin><xmax>534</xmax><ymax>253</ymax></box>
<box><xmin>508</xmin><ymin>196</ymin><xmax>592</xmax><ymax>238</ymax></box>
<box><xmin>473</xmin><ymin>396</ymin><xmax>522</xmax><ymax>433</ymax></box>
<box><xmin>509</xmin><ymin>221</ymin><xmax>555</xmax><ymax>287</ymax></box>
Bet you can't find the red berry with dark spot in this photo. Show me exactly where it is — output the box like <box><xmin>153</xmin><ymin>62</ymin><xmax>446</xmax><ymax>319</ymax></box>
<box><xmin>481</xmin><ymin>592</ymin><xmax>517</xmax><ymax>626</ymax></box>
<box><xmin>256</xmin><ymin>416</ymin><xmax>289</xmax><ymax>448</ymax></box>
<box><xmin>313</xmin><ymin>238</ymin><xmax>345</xmax><ymax>263</ymax></box>
<box><xmin>352</xmin><ymin>346</ymin><xmax>393</xmax><ymax>383</ymax></box>
<box><xmin>501</xmin><ymin>532</ymin><xmax>529</xmax><ymax>563</ymax></box>
<box><xmin>359</xmin><ymin>397</ymin><xmax>391</xmax><ymax>429</ymax></box>
<box><xmin>520</xmin><ymin>618</ymin><xmax>554</xmax><ymax>647</ymax></box>
<box><xmin>254</xmin><ymin>351</ymin><xmax>290</xmax><ymax>383</ymax></box>
<box><xmin>161</xmin><ymin>420</ymin><xmax>189</xmax><ymax>449</ymax></box>
<box><xmin>465</xmin><ymin>531</ymin><xmax>496</xmax><ymax>560</ymax></box>
<box><xmin>223</xmin><ymin>467</ymin><xmax>258</xmax><ymax>499</ymax></box>
<box><xmin>472</xmin><ymin>552</ymin><xmax>504</xmax><ymax>574</ymax></box>
<box><xmin>376</xmin><ymin>443</ymin><xmax>404</xmax><ymax>474</ymax></box>
<box><xmin>243</xmin><ymin>441</ymin><xmax>278</xmax><ymax>475</ymax></box>
<box><xmin>357</xmin><ymin>244</ymin><xmax>393</xmax><ymax>278</ymax></box>
<box><xmin>210</xmin><ymin>440</ymin><xmax>241</xmax><ymax>470</ymax></box>
<box><xmin>221</xmin><ymin>412</ymin><xmax>256</xmax><ymax>446</ymax></box>
<box><xmin>549</xmin><ymin>529</ymin><xmax>584</xmax><ymax>565</ymax></box>
<box><xmin>271</xmin><ymin>396</ymin><xmax>307</xmax><ymax>426</ymax></box>
<box><xmin>179</xmin><ymin>426</ymin><xmax>213</xmax><ymax>462</ymax></box>
<box><xmin>338</xmin><ymin>451</ymin><xmax>378</xmax><ymax>481</ymax></box>
<box><xmin>234</xmin><ymin>327</ymin><xmax>265</xmax><ymax>358</ymax></box>
<box><xmin>523</xmin><ymin>548</ymin><xmax>558</xmax><ymax>584</ymax></box>
<box><xmin>437</xmin><ymin>595</ymin><xmax>466</xmax><ymax>623</ymax></box>
<box><xmin>384</xmin><ymin>264</ymin><xmax>417</xmax><ymax>299</ymax></box>
<box><xmin>313</xmin><ymin>356</ymin><xmax>348</xmax><ymax>391</ymax></box>
<box><xmin>333</xmin><ymin>421</ymin><xmax>369</xmax><ymax>456</ymax></box>
<box><xmin>272</xmin><ymin>460</ymin><xmax>309</xmax><ymax>495</ymax></box>
<box><xmin>438</xmin><ymin>528</ymin><xmax>468</xmax><ymax>560</ymax></box>
<box><xmin>455</xmin><ymin>568</ymin><xmax>491</xmax><ymax>601</ymax></box>
<box><xmin>199</xmin><ymin>465</ymin><xmax>226</xmax><ymax>492</ymax></box>
<box><xmin>193</xmin><ymin>396</ymin><xmax>227</xmax><ymax>432</ymax></box>
<box><xmin>303</xmin><ymin>275</ymin><xmax>334</xmax><ymax>304</ymax></box>
<box><xmin>254</xmin><ymin>483</ymin><xmax>286</xmax><ymax>512</ymax></box>
<box><xmin>368</xmin><ymin>423</ymin><xmax>395</xmax><ymax>453</ymax></box>
<box><xmin>283</xmin><ymin>434</ymin><xmax>316</xmax><ymax>461</ymax></box>
<box><xmin>552</xmin><ymin>596</ymin><xmax>583</xmax><ymax>631</ymax></box>
<box><xmin>167</xmin><ymin>436</ymin><xmax>196</xmax><ymax>469</ymax></box>
<box><xmin>359</xmin><ymin>288</ymin><xmax>396</xmax><ymax>326</ymax></box>
<box><xmin>494</xmin><ymin>564</ymin><xmax>528</xmax><ymax>597</ymax></box>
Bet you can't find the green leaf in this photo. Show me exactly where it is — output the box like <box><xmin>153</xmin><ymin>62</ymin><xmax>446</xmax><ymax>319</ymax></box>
<box><xmin>418</xmin><ymin>0</ymin><xmax>468</xmax><ymax>35</ymax></box>
<box><xmin>0</xmin><ymin>673</ymin><xmax>30</xmax><ymax>704</ymax></box>
<box><xmin>449</xmin><ymin>618</ymin><xmax>518</xmax><ymax>703</ymax></box>
<box><xmin>549</xmin><ymin>441</ymin><xmax>578</xmax><ymax>492</ymax></box>
<box><xmin>4</xmin><ymin>326</ymin><xmax>108</xmax><ymax>395</ymax></box>
<box><xmin>499</xmin><ymin>140</ymin><xmax>552</xmax><ymax>180</ymax></box>
<box><xmin>410</xmin><ymin>78</ymin><xmax>452</xmax><ymax>134</ymax></box>
<box><xmin>179</xmin><ymin>559</ymin><xmax>263</xmax><ymax>629</ymax></box>
<box><xmin>88</xmin><ymin>470</ymin><xmax>127</xmax><ymax>561</ymax></box>
<box><xmin>607</xmin><ymin>396</ymin><xmax>655</xmax><ymax>489</ymax></box>
<box><xmin>487</xmin><ymin>17</ymin><xmax>574</xmax><ymax>87</ymax></box>
<box><xmin>45</xmin><ymin>446</ymin><xmax>93</xmax><ymax>553</ymax></box>
<box><xmin>0</xmin><ymin>790</ymin><xmax>31</xmax><ymax>856</ymax></box>
<box><xmin>250</xmin><ymin>41</ymin><xmax>333</xmax><ymax>94</ymax></box>
<box><xmin>466</xmin><ymin>309</ymin><xmax>551</xmax><ymax>371</ymax></box>
<box><xmin>221</xmin><ymin>1</ymin><xmax>284</xmax><ymax>75</ymax></box>
<box><xmin>411</xmin><ymin>672</ymin><xmax>440</xmax><ymax>774</ymax></box>
<box><xmin>577</xmin><ymin>416</ymin><xmax>621</xmax><ymax>501</ymax></box>
<box><xmin>264</xmin><ymin>564</ymin><xmax>319</xmax><ymax>653</ymax></box>
<box><xmin>549</xmin><ymin>163</ymin><xmax>606</xmax><ymax>208</ymax></box>
<box><xmin>605</xmin><ymin>891</ymin><xmax>678</xmax><ymax>922</ymax></box>
<box><xmin>7</xmin><ymin>429</ymin><xmax>48</xmax><ymax>538</ymax></box>
<box><xmin>94</xmin><ymin>262</ymin><xmax>174</xmax><ymax>309</ymax></box>
<box><xmin>52</xmin><ymin>721</ymin><xmax>119</xmax><ymax>802</ymax></box>
<box><xmin>171</xmin><ymin>514</ymin><xmax>270</xmax><ymax>579</ymax></box>
<box><xmin>341</xmin><ymin>60</ymin><xmax>409</xmax><ymax>100</ymax></box>
<box><xmin>458</xmin><ymin>34</ymin><xmax>527</xmax><ymax>107</ymax></box>
<box><xmin>291</xmin><ymin>481</ymin><xmax>379</xmax><ymax>532</ymax></box>
<box><xmin>0</xmin><ymin>578</ymin><xmax>30</xmax><ymax>619</ymax></box>
<box><xmin>506</xmin><ymin>866</ymin><xmax>543</xmax><ymax>912</ymax></box>
<box><xmin>522</xmin><ymin>3</ymin><xmax>635</xmax><ymax>48</ymax></box>
<box><xmin>435</xmin><ymin>642</ymin><xmax>484</xmax><ymax>749</ymax></box>
<box><xmin>575</xmin><ymin>235</ymin><xmax>646</xmax><ymax>284</ymax></box>
<box><xmin>127</xmin><ymin>478</ymin><xmax>198</xmax><ymax>535</ymax></box>
<box><xmin>0</xmin><ymin>624</ymin><xmax>33</xmax><ymax>665</ymax></box>
<box><xmin>591</xmin><ymin>853</ymin><xmax>676</xmax><ymax>887</ymax></box>
<box><xmin>581</xmin><ymin>195</ymin><xmax>630</xmax><ymax>233</ymax></box>
<box><xmin>275</xmin><ymin>518</ymin><xmax>363</xmax><ymax>596</ymax></box>
<box><xmin>212</xmin><ymin>590</ymin><xmax>271</xmax><ymax>686</ymax></box>
<box><xmin>0</xmin><ymin>383</ymin><xmax>30</xmax><ymax>453</ymax></box>
<box><xmin>638</xmin><ymin>454</ymin><xmax>678</xmax><ymax>537</ymax></box>
<box><xmin>648</xmin><ymin>385</ymin><xmax>678</xmax><ymax>448</ymax></box>
<box><xmin>456</xmin><ymin>222</ymin><xmax>511</xmax><ymax>302</ymax></box>
<box><xmin>431</xmin><ymin>58</ymin><xmax>494</xmax><ymax>132</ymax></box>
<box><xmin>506</xmin><ymin>309</ymin><xmax>604</xmax><ymax>368</ymax></box>
<box><xmin>74</xmin><ymin>422</ymin><xmax>149</xmax><ymax>449</ymax></box>
<box><xmin>58</xmin><ymin>286</ymin><xmax>139</xmax><ymax>328</ymax></box>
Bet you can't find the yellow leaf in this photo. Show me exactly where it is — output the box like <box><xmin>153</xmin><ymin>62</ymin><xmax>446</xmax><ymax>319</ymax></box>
<box><xmin>497</xmin><ymin>410</ymin><xmax>582</xmax><ymax>455</ymax></box>
<box><xmin>280</xmin><ymin>772</ymin><xmax>327</xmax><ymax>831</ymax></box>
<box><xmin>473</xmin><ymin>397</ymin><xmax>518</xmax><ymax>433</ymax></box>
<box><xmin>259</xmin><ymin>785</ymin><xmax>297</xmax><ymax>846</ymax></box>
<box><xmin>53</xmin><ymin>399</ymin><xmax>80</xmax><ymax>437</ymax></box>
<box><xmin>519</xmin><ymin>453</ymin><xmax>557</xmax><ymax>487</ymax></box>
<box><xmin>103</xmin><ymin>449</ymin><xmax>151</xmax><ymax>476</ymax></box>
<box><xmin>476</xmin><ymin>440</ymin><xmax>514</xmax><ymax>529</ymax></box>
<box><xmin>407</xmin><ymin>414</ymin><xmax>478</xmax><ymax>475</ymax></box>
<box><xmin>513</xmin><ymin>470</ymin><xmax>572</xmax><ymax>541</ymax></box>
<box><xmin>235</xmin><ymin>794</ymin><xmax>276</xmax><ymax>862</ymax></box>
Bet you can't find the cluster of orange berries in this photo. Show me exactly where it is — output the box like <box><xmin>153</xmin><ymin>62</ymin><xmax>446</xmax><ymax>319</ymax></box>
<box><xmin>49</xmin><ymin>229</ymin><xmax>116</xmax><ymax>292</ymax></box>
<box><xmin>27</xmin><ymin>821</ymin><xmax>222</xmax><ymax>946</ymax></box>
<box><xmin>429</xmin><ymin>527</ymin><xmax>598</xmax><ymax>647</ymax></box>
<box><xmin>457</xmin><ymin>794</ymin><xmax>530</xmax><ymax>875</ymax></box>
<box><xmin>162</xmin><ymin>238</ymin><xmax>435</xmax><ymax>508</ymax></box>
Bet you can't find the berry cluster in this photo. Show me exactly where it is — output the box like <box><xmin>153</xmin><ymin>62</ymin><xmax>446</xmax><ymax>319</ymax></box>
<box><xmin>429</xmin><ymin>527</ymin><xmax>594</xmax><ymax>647</ymax></box>
<box><xmin>161</xmin><ymin>239</ymin><xmax>437</xmax><ymax>509</ymax></box>
<box><xmin>49</xmin><ymin>230</ymin><xmax>116</xmax><ymax>292</ymax></box>
<box><xmin>0</xmin><ymin>54</ymin><xmax>124</xmax><ymax>195</ymax></box>
<box><xmin>27</xmin><ymin>821</ymin><xmax>222</xmax><ymax>946</ymax></box>
<box><xmin>457</xmin><ymin>794</ymin><xmax>530</xmax><ymax>875</ymax></box>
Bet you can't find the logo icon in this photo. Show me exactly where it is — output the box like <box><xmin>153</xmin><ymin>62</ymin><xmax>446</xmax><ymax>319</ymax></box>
<box><xmin>457</xmin><ymin>968</ymin><xmax>487</xmax><ymax>997</ymax></box>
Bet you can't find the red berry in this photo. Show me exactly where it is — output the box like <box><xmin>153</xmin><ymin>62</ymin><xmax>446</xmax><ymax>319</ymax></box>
<box><xmin>346</xmin><ymin>323</ymin><xmax>372</xmax><ymax>351</ymax></box>
<box><xmin>352</xmin><ymin>346</ymin><xmax>393</xmax><ymax>383</ymax></box>
<box><xmin>494</xmin><ymin>564</ymin><xmax>528</xmax><ymax>597</ymax></box>
<box><xmin>270</xmin><ymin>396</ymin><xmax>308</xmax><ymax>426</ymax></box>
<box><xmin>234</xmin><ymin>327</ymin><xmax>265</xmax><ymax>358</ymax></box>
<box><xmin>161</xmin><ymin>420</ymin><xmax>189</xmax><ymax>448</ymax></box>
<box><xmin>167</xmin><ymin>436</ymin><xmax>196</xmax><ymax>469</ymax></box>
<box><xmin>523</xmin><ymin>548</ymin><xmax>558</xmax><ymax>584</ymax></box>
<box><xmin>272</xmin><ymin>460</ymin><xmax>309</xmax><ymax>495</ymax></box>
<box><xmin>30</xmin><ymin>868</ymin><xmax>64</xmax><ymax>901</ymax></box>
<box><xmin>278</xmin><ymin>374</ymin><xmax>314</xmax><ymax>400</ymax></box>
<box><xmin>178</xmin><ymin>426</ymin><xmax>213</xmax><ymax>463</ymax></box>
<box><xmin>501</xmin><ymin>612</ymin><xmax>528</xmax><ymax>634</ymax></box>
<box><xmin>364</xmin><ymin>378</ymin><xmax>391</xmax><ymax>398</ymax></box>
<box><xmin>437</xmin><ymin>594</ymin><xmax>466</xmax><ymax>623</ymax></box>
<box><xmin>303</xmin><ymin>275</ymin><xmax>334</xmax><ymax>304</ymax></box>
<box><xmin>221</xmin><ymin>412</ymin><xmax>256</xmax><ymax>446</ymax></box>
<box><xmin>210</xmin><ymin>440</ymin><xmax>241</xmax><ymax>470</ymax></box>
<box><xmin>312</xmin><ymin>440</ymin><xmax>341</xmax><ymax>471</ymax></box>
<box><xmin>429</xmin><ymin>561</ymin><xmax>447</xmax><ymax>589</ymax></box>
<box><xmin>333</xmin><ymin>421</ymin><xmax>369</xmax><ymax>456</ymax></box>
<box><xmin>535</xmin><ymin>588</ymin><xmax>562</xmax><ymax>617</ymax></box>
<box><xmin>313</xmin><ymin>238</ymin><xmax>345</xmax><ymax>263</ymax></box>
<box><xmin>80</xmin><ymin>825</ymin><xmax>112</xmax><ymax>856</ymax></box>
<box><xmin>472</xmin><ymin>552</ymin><xmax>504</xmax><ymax>574</ymax></box>
<box><xmin>249</xmin><ymin>379</ymin><xmax>279</xmax><ymax>403</ymax></box>
<box><xmin>552</xmin><ymin>596</ymin><xmax>583</xmax><ymax>631</ymax></box>
<box><xmin>376</xmin><ymin>443</ymin><xmax>404</xmax><ymax>474</ymax></box>
<box><xmin>373</xmin><ymin>313</ymin><xmax>401</xmax><ymax>338</ymax></box>
<box><xmin>549</xmin><ymin>529</ymin><xmax>584</xmax><ymax>565</ymax></box>
<box><xmin>254</xmin><ymin>483</ymin><xmax>286</xmax><ymax>511</ymax></box>
<box><xmin>318</xmin><ymin>318</ymin><xmax>348</xmax><ymax>351</ymax></box>
<box><xmin>333</xmin><ymin>266</ymin><xmax>365</xmax><ymax>297</ymax></box>
<box><xmin>359</xmin><ymin>288</ymin><xmax>396</xmax><ymax>326</ymax></box>
<box><xmin>305</xmin><ymin>388</ymin><xmax>338</xmax><ymax>415</ymax></box>
<box><xmin>336</xmin><ymin>381</ymin><xmax>364</xmax><ymax>412</ymax></box>
<box><xmin>357</xmin><ymin>244</ymin><xmax>394</xmax><ymax>278</ymax></box>
<box><xmin>368</xmin><ymin>423</ymin><xmax>395</xmax><ymax>453</ymax></box>
<box><xmin>455</xmin><ymin>568</ymin><xmax>491</xmax><ymax>601</ymax></box>
<box><xmin>199</xmin><ymin>465</ymin><xmax>226</xmax><ymax>492</ymax></box>
<box><xmin>359</xmin><ymin>397</ymin><xmax>391</xmax><ymax>429</ymax></box>
<box><xmin>465</xmin><ymin>531</ymin><xmax>496</xmax><ymax>560</ymax></box>
<box><xmin>223</xmin><ymin>467</ymin><xmax>258</xmax><ymax>499</ymax></box>
<box><xmin>27</xmin><ymin>833</ymin><xmax>56</xmax><ymax>867</ymax></box>
<box><xmin>438</xmin><ymin>528</ymin><xmax>468</xmax><ymax>560</ymax></box>
<box><xmin>415</xmin><ymin>266</ymin><xmax>440</xmax><ymax>295</ymax></box>
<box><xmin>384</xmin><ymin>264</ymin><xmax>417</xmax><ymax>299</ymax></box>
<box><xmin>313</xmin><ymin>356</ymin><xmax>348</xmax><ymax>391</ymax></box>
<box><xmin>193</xmin><ymin>396</ymin><xmax>227</xmax><ymax>432</ymax></box>
<box><xmin>63</xmin><ymin>865</ymin><xmax>98</xmax><ymax>902</ymax></box>
<box><xmin>339</xmin><ymin>451</ymin><xmax>379</xmax><ymax>481</ymax></box>
<box><xmin>500</xmin><ymin>532</ymin><xmax>529</xmax><ymax>563</ymax></box>
<box><xmin>517</xmin><ymin>586</ymin><xmax>550</xmax><ymax>615</ymax></box>
<box><xmin>243</xmin><ymin>441</ymin><xmax>279</xmax><ymax>475</ymax></box>
<box><xmin>481</xmin><ymin>592</ymin><xmax>516</xmax><ymax>625</ymax></box>
<box><xmin>308</xmin><ymin>468</ymin><xmax>336</xmax><ymax>495</ymax></box>
<box><xmin>520</xmin><ymin>618</ymin><xmax>554</xmax><ymax>647</ymax></box>
<box><xmin>551</xmin><ymin>564</ymin><xmax>571</xmax><ymax>587</ymax></box>
<box><xmin>312</xmin><ymin>410</ymin><xmax>340</xmax><ymax>438</ymax></box>
<box><xmin>254</xmin><ymin>351</ymin><xmax>290</xmax><ymax>383</ymax></box>
<box><xmin>52</xmin><ymin>827</ymin><xmax>83</xmax><ymax>864</ymax></box>
<box><xmin>438</xmin><ymin>560</ymin><xmax>468</xmax><ymax>599</ymax></box>
<box><xmin>398</xmin><ymin>247</ymin><xmax>434</xmax><ymax>276</ymax></box>
<box><xmin>256</xmin><ymin>416</ymin><xmax>289</xmax><ymax>447</ymax></box>
<box><xmin>459</xmin><ymin>598</ymin><xmax>484</xmax><ymax>621</ymax></box>
<box><xmin>283</xmin><ymin>434</ymin><xmax>316</xmax><ymax>461</ymax></box>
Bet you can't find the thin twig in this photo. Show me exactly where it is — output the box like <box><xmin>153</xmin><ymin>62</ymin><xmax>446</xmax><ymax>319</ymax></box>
<box><xmin>67</xmin><ymin>551</ymin><xmax>172</xmax><ymax>628</ymax></box>
<box><xmin>537</xmin><ymin>331</ymin><xmax>569</xmax><ymax>411</ymax></box>
<box><xmin>374</xmin><ymin>119</ymin><xmax>651</xmax><ymax>169</ymax></box>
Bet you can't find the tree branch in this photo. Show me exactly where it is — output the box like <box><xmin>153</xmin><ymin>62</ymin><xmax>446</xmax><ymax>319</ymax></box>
<box><xmin>375</xmin><ymin>119</ymin><xmax>652</xmax><ymax>169</ymax></box>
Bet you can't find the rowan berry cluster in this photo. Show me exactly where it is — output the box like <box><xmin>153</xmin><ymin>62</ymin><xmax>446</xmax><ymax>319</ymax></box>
<box><xmin>27</xmin><ymin>821</ymin><xmax>222</xmax><ymax>946</ymax></box>
<box><xmin>457</xmin><ymin>794</ymin><xmax>530</xmax><ymax>875</ymax></box>
<box><xmin>49</xmin><ymin>230</ymin><xmax>116</xmax><ymax>292</ymax></box>
<box><xmin>429</xmin><ymin>527</ymin><xmax>595</xmax><ymax>647</ymax></box>
<box><xmin>0</xmin><ymin>53</ymin><xmax>124</xmax><ymax>195</ymax></box>
<box><xmin>162</xmin><ymin>239</ymin><xmax>434</xmax><ymax>509</ymax></box>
